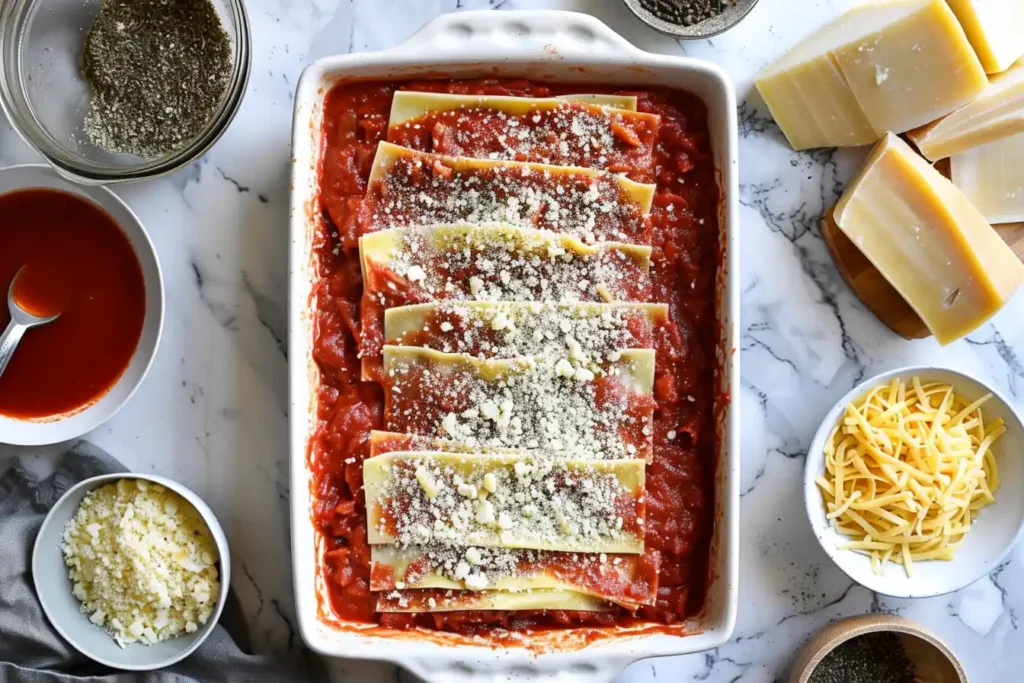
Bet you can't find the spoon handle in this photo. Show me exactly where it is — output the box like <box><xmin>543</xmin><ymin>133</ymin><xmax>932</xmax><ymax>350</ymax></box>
<box><xmin>0</xmin><ymin>320</ymin><xmax>27</xmax><ymax>379</ymax></box>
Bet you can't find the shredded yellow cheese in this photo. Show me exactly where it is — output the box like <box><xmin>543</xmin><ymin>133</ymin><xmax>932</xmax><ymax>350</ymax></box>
<box><xmin>816</xmin><ymin>377</ymin><xmax>1002</xmax><ymax>576</ymax></box>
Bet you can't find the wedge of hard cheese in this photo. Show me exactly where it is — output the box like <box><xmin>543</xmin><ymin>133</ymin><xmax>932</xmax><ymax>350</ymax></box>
<box><xmin>951</xmin><ymin>132</ymin><xmax>1024</xmax><ymax>225</ymax></box>
<box><xmin>834</xmin><ymin>133</ymin><xmax>1024</xmax><ymax>344</ymax></box>
<box><xmin>908</xmin><ymin>58</ymin><xmax>1024</xmax><ymax>161</ymax></box>
<box><xmin>947</xmin><ymin>0</ymin><xmax>1024</xmax><ymax>74</ymax></box>
<box><xmin>756</xmin><ymin>0</ymin><xmax>987</xmax><ymax>150</ymax></box>
<box><xmin>364</xmin><ymin>452</ymin><xmax>646</xmax><ymax>553</ymax></box>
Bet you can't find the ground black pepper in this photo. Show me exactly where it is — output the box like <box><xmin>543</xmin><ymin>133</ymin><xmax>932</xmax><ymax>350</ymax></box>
<box><xmin>82</xmin><ymin>0</ymin><xmax>234</xmax><ymax>159</ymax></box>
<box><xmin>808</xmin><ymin>632</ymin><xmax>917</xmax><ymax>683</ymax></box>
<box><xmin>639</xmin><ymin>0</ymin><xmax>735</xmax><ymax>26</ymax></box>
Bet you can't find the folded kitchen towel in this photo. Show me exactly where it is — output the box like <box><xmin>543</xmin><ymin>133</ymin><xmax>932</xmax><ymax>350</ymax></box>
<box><xmin>0</xmin><ymin>441</ymin><xmax>329</xmax><ymax>683</ymax></box>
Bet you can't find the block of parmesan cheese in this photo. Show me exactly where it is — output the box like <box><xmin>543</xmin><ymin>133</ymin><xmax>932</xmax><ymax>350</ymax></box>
<box><xmin>947</xmin><ymin>0</ymin><xmax>1024</xmax><ymax>74</ymax></box>
<box><xmin>951</xmin><ymin>132</ymin><xmax>1024</xmax><ymax>224</ymax></box>
<box><xmin>908</xmin><ymin>58</ymin><xmax>1024</xmax><ymax>160</ymax></box>
<box><xmin>834</xmin><ymin>133</ymin><xmax>1024</xmax><ymax>344</ymax></box>
<box><xmin>756</xmin><ymin>0</ymin><xmax>987</xmax><ymax>151</ymax></box>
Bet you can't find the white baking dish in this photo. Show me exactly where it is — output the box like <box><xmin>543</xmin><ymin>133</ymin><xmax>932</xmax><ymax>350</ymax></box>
<box><xmin>288</xmin><ymin>10</ymin><xmax>739</xmax><ymax>681</ymax></box>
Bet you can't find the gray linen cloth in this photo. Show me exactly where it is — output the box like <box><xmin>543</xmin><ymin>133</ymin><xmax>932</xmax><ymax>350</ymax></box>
<box><xmin>0</xmin><ymin>441</ymin><xmax>328</xmax><ymax>683</ymax></box>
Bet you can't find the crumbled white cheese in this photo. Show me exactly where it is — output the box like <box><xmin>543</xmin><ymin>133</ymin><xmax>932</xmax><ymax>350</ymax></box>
<box><xmin>61</xmin><ymin>479</ymin><xmax>221</xmax><ymax>647</ymax></box>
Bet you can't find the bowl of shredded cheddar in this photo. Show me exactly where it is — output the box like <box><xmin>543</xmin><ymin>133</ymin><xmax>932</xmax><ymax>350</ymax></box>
<box><xmin>804</xmin><ymin>366</ymin><xmax>1024</xmax><ymax>598</ymax></box>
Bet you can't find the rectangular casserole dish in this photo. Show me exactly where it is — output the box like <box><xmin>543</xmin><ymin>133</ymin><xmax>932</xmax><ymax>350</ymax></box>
<box><xmin>288</xmin><ymin>10</ymin><xmax>739</xmax><ymax>682</ymax></box>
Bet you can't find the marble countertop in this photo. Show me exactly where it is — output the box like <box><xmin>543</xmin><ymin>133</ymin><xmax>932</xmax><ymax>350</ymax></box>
<box><xmin>2</xmin><ymin>0</ymin><xmax>1023</xmax><ymax>681</ymax></box>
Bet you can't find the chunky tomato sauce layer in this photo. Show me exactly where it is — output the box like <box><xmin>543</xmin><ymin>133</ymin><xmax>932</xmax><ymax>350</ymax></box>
<box><xmin>310</xmin><ymin>79</ymin><xmax>719</xmax><ymax>635</ymax></box>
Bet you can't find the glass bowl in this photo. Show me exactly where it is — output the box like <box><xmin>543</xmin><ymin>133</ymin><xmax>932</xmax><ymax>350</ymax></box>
<box><xmin>0</xmin><ymin>0</ymin><xmax>251</xmax><ymax>185</ymax></box>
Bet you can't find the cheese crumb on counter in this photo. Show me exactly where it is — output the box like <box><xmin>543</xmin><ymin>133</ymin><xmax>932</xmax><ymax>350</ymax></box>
<box><xmin>61</xmin><ymin>478</ymin><xmax>221</xmax><ymax>647</ymax></box>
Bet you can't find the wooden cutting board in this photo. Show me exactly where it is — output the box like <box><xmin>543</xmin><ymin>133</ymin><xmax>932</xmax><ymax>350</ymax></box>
<box><xmin>822</xmin><ymin>210</ymin><xmax>1024</xmax><ymax>340</ymax></box>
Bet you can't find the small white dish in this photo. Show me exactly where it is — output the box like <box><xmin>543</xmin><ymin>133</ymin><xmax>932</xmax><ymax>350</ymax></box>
<box><xmin>32</xmin><ymin>473</ymin><xmax>230</xmax><ymax>670</ymax></box>
<box><xmin>804</xmin><ymin>365</ymin><xmax>1024</xmax><ymax>598</ymax></box>
<box><xmin>0</xmin><ymin>165</ymin><xmax>163</xmax><ymax>445</ymax></box>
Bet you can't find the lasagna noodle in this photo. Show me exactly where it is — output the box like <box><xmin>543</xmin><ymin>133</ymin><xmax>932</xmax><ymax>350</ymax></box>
<box><xmin>369</xmin><ymin>430</ymin><xmax>521</xmax><ymax>458</ymax></box>
<box><xmin>370</xmin><ymin>545</ymin><xmax>660</xmax><ymax>608</ymax></box>
<box><xmin>358</xmin><ymin>225</ymin><xmax>653</xmax><ymax>288</ymax></box>
<box><xmin>369</xmin><ymin>428</ymin><xmax>659</xmax><ymax>465</ymax></box>
<box><xmin>386</xmin><ymin>92</ymin><xmax>661</xmax><ymax>181</ymax></box>
<box><xmin>358</xmin><ymin>224</ymin><xmax>653</xmax><ymax>378</ymax></box>
<box><xmin>376</xmin><ymin>588</ymin><xmax>611</xmax><ymax>613</ymax></box>
<box><xmin>364</xmin><ymin>451</ymin><xmax>646</xmax><ymax>553</ymax></box>
<box><xmin>364</xmin><ymin>142</ymin><xmax>656</xmax><ymax>243</ymax></box>
<box><xmin>388</xmin><ymin>91</ymin><xmax>641</xmax><ymax>125</ymax></box>
<box><xmin>558</xmin><ymin>94</ymin><xmax>638</xmax><ymax>110</ymax></box>
<box><xmin>383</xmin><ymin>301</ymin><xmax>667</xmax><ymax>359</ymax></box>
<box><xmin>380</xmin><ymin>346</ymin><xmax>656</xmax><ymax>460</ymax></box>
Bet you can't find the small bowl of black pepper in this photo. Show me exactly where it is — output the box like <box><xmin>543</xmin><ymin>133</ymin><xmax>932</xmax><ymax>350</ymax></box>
<box><xmin>622</xmin><ymin>0</ymin><xmax>759</xmax><ymax>39</ymax></box>
<box><xmin>0</xmin><ymin>0</ymin><xmax>251</xmax><ymax>184</ymax></box>
<box><xmin>791</xmin><ymin>614</ymin><xmax>967</xmax><ymax>683</ymax></box>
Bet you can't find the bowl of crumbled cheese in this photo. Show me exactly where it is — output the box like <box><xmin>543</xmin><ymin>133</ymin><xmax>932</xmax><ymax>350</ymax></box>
<box><xmin>32</xmin><ymin>474</ymin><xmax>229</xmax><ymax>670</ymax></box>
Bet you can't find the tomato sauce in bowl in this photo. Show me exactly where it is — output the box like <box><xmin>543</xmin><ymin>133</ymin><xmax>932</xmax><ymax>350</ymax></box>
<box><xmin>0</xmin><ymin>189</ymin><xmax>146</xmax><ymax>419</ymax></box>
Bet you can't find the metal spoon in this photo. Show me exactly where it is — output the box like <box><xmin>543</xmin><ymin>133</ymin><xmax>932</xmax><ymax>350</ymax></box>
<box><xmin>0</xmin><ymin>267</ymin><xmax>62</xmax><ymax>379</ymax></box>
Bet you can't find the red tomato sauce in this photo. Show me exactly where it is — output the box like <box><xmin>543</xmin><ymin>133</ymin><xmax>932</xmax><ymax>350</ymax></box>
<box><xmin>0</xmin><ymin>189</ymin><xmax>146</xmax><ymax>419</ymax></box>
<box><xmin>310</xmin><ymin>79</ymin><xmax>720</xmax><ymax>634</ymax></box>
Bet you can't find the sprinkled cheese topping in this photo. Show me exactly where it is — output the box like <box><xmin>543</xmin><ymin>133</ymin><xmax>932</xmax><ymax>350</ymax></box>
<box><xmin>366</xmin><ymin>453</ymin><xmax>645</xmax><ymax>554</ymax></box>
<box><xmin>362</xmin><ymin>224</ymin><xmax>651</xmax><ymax>307</ymax></box>
<box><xmin>61</xmin><ymin>479</ymin><xmax>220</xmax><ymax>647</ymax></box>
<box><xmin>392</xmin><ymin>100</ymin><xmax>658</xmax><ymax>175</ymax></box>
<box><xmin>383</xmin><ymin>348</ymin><xmax>655</xmax><ymax>460</ymax></box>
<box><xmin>369</xmin><ymin>544</ymin><xmax>660</xmax><ymax>607</ymax></box>
<box><xmin>386</xmin><ymin>301</ymin><xmax>664</xmax><ymax>361</ymax></box>
<box><xmin>367</xmin><ymin>148</ymin><xmax>651</xmax><ymax>244</ymax></box>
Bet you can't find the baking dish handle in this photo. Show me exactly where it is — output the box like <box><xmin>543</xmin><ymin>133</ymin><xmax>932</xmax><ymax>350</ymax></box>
<box><xmin>402</xmin><ymin>655</ymin><xmax>637</xmax><ymax>683</ymax></box>
<box><xmin>383</xmin><ymin>10</ymin><xmax>644</xmax><ymax>62</ymax></box>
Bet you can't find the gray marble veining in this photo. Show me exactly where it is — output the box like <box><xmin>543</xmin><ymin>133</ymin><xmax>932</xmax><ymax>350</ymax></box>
<box><xmin>2</xmin><ymin>0</ymin><xmax>1023</xmax><ymax>681</ymax></box>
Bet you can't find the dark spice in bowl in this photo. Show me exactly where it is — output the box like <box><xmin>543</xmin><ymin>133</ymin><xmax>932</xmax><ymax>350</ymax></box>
<box><xmin>638</xmin><ymin>0</ymin><xmax>735</xmax><ymax>26</ymax></box>
<box><xmin>808</xmin><ymin>631</ymin><xmax>916</xmax><ymax>683</ymax></box>
<box><xmin>82</xmin><ymin>0</ymin><xmax>234</xmax><ymax>159</ymax></box>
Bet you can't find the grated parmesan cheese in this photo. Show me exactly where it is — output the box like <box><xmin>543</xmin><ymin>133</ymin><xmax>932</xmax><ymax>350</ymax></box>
<box><xmin>367</xmin><ymin>150</ymin><xmax>650</xmax><ymax>244</ymax></box>
<box><xmin>383</xmin><ymin>348</ymin><xmax>654</xmax><ymax>460</ymax></box>
<box><xmin>398</xmin><ymin>100</ymin><xmax>658</xmax><ymax>176</ymax></box>
<box><xmin>61</xmin><ymin>479</ymin><xmax>221</xmax><ymax>647</ymax></box>
<box><xmin>366</xmin><ymin>224</ymin><xmax>651</xmax><ymax>307</ymax></box>
<box><xmin>387</xmin><ymin>301</ymin><xmax>665</xmax><ymax>363</ymax></box>
<box><xmin>368</xmin><ymin>453</ymin><xmax>644</xmax><ymax>553</ymax></box>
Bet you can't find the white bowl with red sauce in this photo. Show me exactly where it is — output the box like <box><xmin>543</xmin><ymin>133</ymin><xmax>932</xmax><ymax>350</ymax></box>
<box><xmin>0</xmin><ymin>165</ymin><xmax>163</xmax><ymax>445</ymax></box>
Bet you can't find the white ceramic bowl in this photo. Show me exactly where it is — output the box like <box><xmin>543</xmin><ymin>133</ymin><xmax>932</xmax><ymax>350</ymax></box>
<box><xmin>0</xmin><ymin>165</ymin><xmax>163</xmax><ymax>445</ymax></box>
<box><xmin>804</xmin><ymin>366</ymin><xmax>1024</xmax><ymax>598</ymax></box>
<box><xmin>32</xmin><ymin>473</ymin><xmax>230</xmax><ymax>670</ymax></box>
